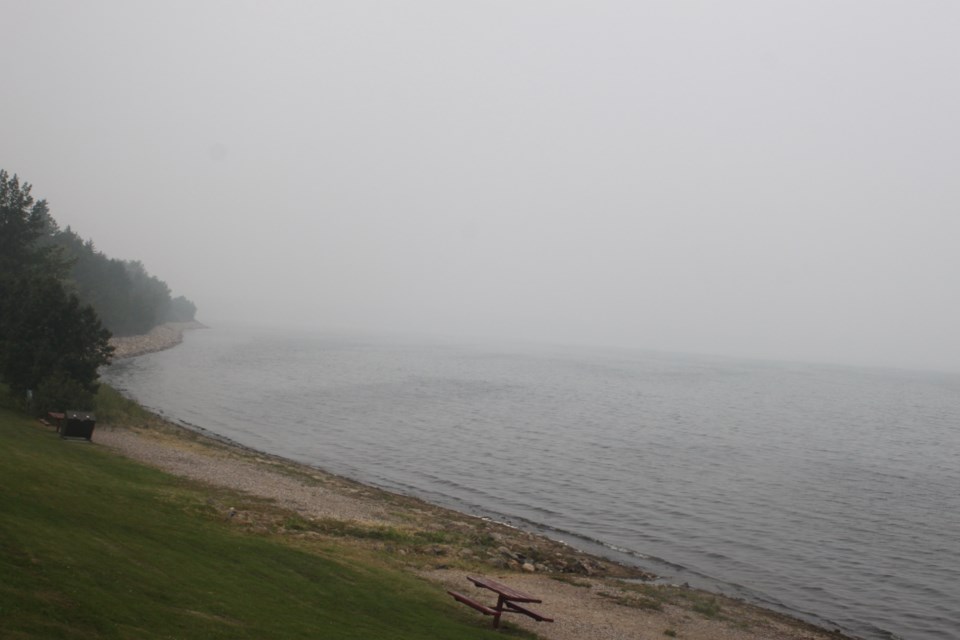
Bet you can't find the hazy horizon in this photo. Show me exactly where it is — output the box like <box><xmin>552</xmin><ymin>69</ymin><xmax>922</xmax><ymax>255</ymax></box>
<box><xmin>3</xmin><ymin>1</ymin><xmax>959</xmax><ymax>372</ymax></box>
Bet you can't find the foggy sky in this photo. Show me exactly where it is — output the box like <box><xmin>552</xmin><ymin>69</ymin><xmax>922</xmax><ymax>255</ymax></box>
<box><xmin>3</xmin><ymin>1</ymin><xmax>959</xmax><ymax>371</ymax></box>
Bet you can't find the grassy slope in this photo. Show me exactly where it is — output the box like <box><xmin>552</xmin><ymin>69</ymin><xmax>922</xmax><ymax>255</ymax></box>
<box><xmin>0</xmin><ymin>403</ymin><xmax>518</xmax><ymax>640</ymax></box>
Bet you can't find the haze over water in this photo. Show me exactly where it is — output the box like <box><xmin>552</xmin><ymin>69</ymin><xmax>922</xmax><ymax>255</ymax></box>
<box><xmin>105</xmin><ymin>326</ymin><xmax>960</xmax><ymax>640</ymax></box>
<box><xmin>6</xmin><ymin>2</ymin><xmax>960</xmax><ymax>375</ymax></box>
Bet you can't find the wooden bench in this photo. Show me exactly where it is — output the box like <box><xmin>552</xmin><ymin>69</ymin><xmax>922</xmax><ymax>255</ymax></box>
<box><xmin>504</xmin><ymin>600</ymin><xmax>554</xmax><ymax>622</ymax></box>
<box><xmin>447</xmin><ymin>591</ymin><xmax>498</xmax><ymax>617</ymax></box>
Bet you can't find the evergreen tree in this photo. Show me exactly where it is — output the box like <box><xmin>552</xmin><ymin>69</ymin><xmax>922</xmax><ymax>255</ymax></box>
<box><xmin>0</xmin><ymin>171</ymin><xmax>113</xmax><ymax>410</ymax></box>
<box><xmin>47</xmin><ymin>226</ymin><xmax>197</xmax><ymax>335</ymax></box>
<box><xmin>1</xmin><ymin>275</ymin><xmax>113</xmax><ymax>398</ymax></box>
<box><xmin>0</xmin><ymin>170</ymin><xmax>66</xmax><ymax>278</ymax></box>
<box><xmin>168</xmin><ymin>295</ymin><xmax>198</xmax><ymax>323</ymax></box>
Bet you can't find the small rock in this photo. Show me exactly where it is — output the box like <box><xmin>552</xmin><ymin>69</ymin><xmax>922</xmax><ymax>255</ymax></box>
<box><xmin>572</xmin><ymin>559</ymin><xmax>594</xmax><ymax>575</ymax></box>
<box><xmin>522</xmin><ymin>563</ymin><xmax>535</xmax><ymax>573</ymax></box>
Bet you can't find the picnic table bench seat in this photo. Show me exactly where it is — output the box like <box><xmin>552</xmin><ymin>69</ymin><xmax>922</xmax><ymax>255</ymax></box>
<box><xmin>447</xmin><ymin>591</ymin><xmax>498</xmax><ymax>616</ymax></box>
<box><xmin>503</xmin><ymin>600</ymin><xmax>554</xmax><ymax>622</ymax></box>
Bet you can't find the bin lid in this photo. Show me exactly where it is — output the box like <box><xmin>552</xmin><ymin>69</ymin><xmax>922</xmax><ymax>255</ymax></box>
<box><xmin>65</xmin><ymin>410</ymin><xmax>96</xmax><ymax>421</ymax></box>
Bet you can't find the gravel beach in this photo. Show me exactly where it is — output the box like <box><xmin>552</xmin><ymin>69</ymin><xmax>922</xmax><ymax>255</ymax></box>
<box><xmin>109</xmin><ymin>321</ymin><xmax>207</xmax><ymax>359</ymax></box>
<box><xmin>96</xmin><ymin>329</ymin><xmax>856</xmax><ymax>640</ymax></box>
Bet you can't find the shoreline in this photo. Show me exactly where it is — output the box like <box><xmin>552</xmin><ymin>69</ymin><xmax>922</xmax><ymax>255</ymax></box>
<box><xmin>99</xmin><ymin>331</ymin><xmax>860</xmax><ymax>640</ymax></box>
<box><xmin>108</xmin><ymin>320</ymin><xmax>207</xmax><ymax>360</ymax></box>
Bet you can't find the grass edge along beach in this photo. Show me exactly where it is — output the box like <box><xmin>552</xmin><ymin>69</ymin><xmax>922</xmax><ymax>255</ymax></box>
<box><xmin>0</xmin><ymin>389</ymin><xmax>529</xmax><ymax>640</ymax></box>
<box><xmin>1</xmin><ymin>375</ymin><xmax>860</xmax><ymax>640</ymax></box>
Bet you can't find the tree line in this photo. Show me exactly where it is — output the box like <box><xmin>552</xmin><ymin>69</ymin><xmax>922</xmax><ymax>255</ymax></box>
<box><xmin>0</xmin><ymin>169</ymin><xmax>197</xmax><ymax>413</ymax></box>
<box><xmin>50</xmin><ymin>226</ymin><xmax>197</xmax><ymax>336</ymax></box>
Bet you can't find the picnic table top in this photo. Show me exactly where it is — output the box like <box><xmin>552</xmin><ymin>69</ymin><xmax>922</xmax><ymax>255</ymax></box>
<box><xmin>466</xmin><ymin>575</ymin><xmax>542</xmax><ymax>603</ymax></box>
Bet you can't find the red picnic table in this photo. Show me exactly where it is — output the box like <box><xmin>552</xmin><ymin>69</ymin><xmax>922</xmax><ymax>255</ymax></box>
<box><xmin>47</xmin><ymin>412</ymin><xmax>65</xmax><ymax>432</ymax></box>
<box><xmin>447</xmin><ymin>575</ymin><xmax>554</xmax><ymax>629</ymax></box>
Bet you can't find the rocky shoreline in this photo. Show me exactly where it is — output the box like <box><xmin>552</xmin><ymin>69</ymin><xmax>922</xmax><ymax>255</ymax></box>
<box><xmin>108</xmin><ymin>321</ymin><xmax>206</xmax><ymax>360</ymax></box>
<box><xmin>95</xmin><ymin>416</ymin><xmax>855</xmax><ymax>640</ymax></box>
<box><xmin>97</xmin><ymin>328</ymin><xmax>859</xmax><ymax>640</ymax></box>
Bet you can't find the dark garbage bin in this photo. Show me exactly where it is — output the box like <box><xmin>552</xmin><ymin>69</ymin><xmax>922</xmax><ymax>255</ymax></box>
<box><xmin>61</xmin><ymin>411</ymin><xmax>96</xmax><ymax>441</ymax></box>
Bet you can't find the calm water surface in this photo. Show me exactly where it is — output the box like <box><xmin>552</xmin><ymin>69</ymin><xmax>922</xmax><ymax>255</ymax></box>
<box><xmin>103</xmin><ymin>326</ymin><xmax>960</xmax><ymax>640</ymax></box>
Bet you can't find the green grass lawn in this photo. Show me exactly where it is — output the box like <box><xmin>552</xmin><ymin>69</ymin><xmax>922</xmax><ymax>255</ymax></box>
<box><xmin>0</xmin><ymin>403</ymin><xmax>524</xmax><ymax>639</ymax></box>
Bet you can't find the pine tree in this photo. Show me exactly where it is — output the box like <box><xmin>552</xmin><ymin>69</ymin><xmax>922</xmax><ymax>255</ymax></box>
<box><xmin>0</xmin><ymin>171</ymin><xmax>113</xmax><ymax>410</ymax></box>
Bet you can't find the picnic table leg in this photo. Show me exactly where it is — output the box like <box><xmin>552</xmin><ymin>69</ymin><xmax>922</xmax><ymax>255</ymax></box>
<box><xmin>493</xmin><ymin>594</ymin><xmax>505</xmax><ymax>628</ymax></box>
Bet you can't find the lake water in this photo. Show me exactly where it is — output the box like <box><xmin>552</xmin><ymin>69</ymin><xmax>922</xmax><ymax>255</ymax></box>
<box><xmin>103</xmin><ymin>325</ymin><xmax>960</xmax><ymax>640</ymax></box>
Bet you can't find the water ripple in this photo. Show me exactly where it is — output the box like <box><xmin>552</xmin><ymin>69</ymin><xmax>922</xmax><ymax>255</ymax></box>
<box><xmin>104</xmin><ymin>327</ymin><xmax>960</xmax><ymax>640</ymax></box>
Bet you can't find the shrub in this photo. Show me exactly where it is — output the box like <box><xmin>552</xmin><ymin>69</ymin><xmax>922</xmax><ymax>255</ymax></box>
<box><xmin>31</xmin><ymin>370</ymin><xmax>95</xmax><ymax>416</ymax></box>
